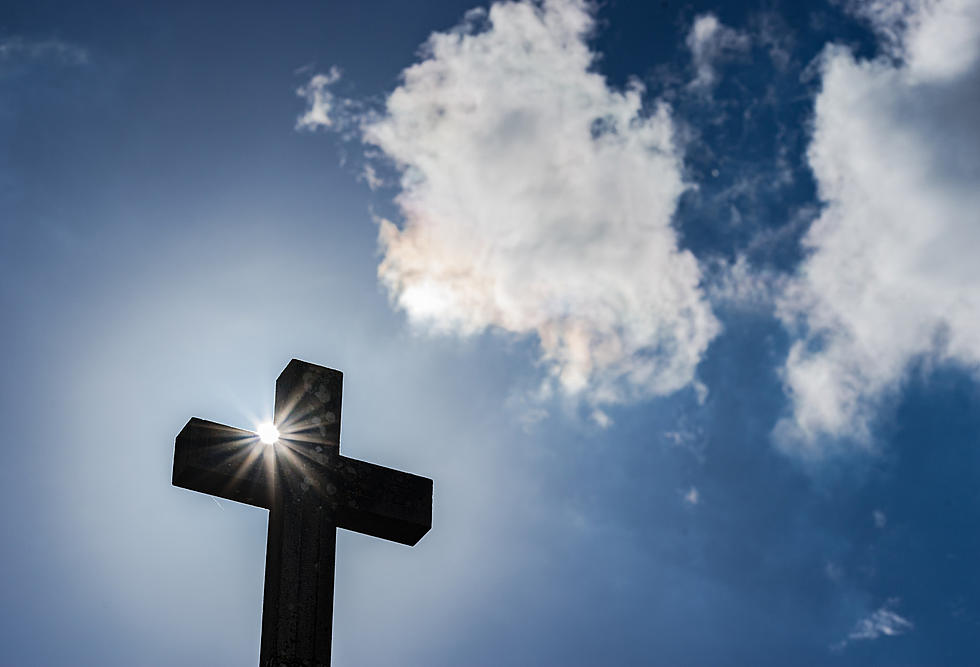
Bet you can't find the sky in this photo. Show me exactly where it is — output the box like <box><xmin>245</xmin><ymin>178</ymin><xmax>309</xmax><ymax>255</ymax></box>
<box><xmin>2</xmin><ymin>0</ymin><xmax>980</xmax><ymax>664</ymax></box>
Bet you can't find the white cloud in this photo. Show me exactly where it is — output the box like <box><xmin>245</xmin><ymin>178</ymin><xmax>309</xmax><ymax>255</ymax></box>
<box><xmin>873</xmin><ymin>509</ymin><xmax>887</xmax><ymax>528</ymax></box>
<box><xmin>708</xmin><ymin>254</ymin><xmax>786</xmax><ymax>310</ymax></box>
<box><xmin>775</xmin><ymin>0</ymin><xmax>980</xmax><ymax>453</ymax></box>
<box><xmin>686</xmin><ymin>13</ymin><xmax>751</xmax><ymax>91</ymax></box>
<box><xmin>832</xmin><ymin>599</ymin><xmax>913</xmax><ymax>651</ymax></box>
<box><xmin>591</xmin><ymin>408</ymin><xmax>612</xmax><ymax>428</ymax></box>
<box><xmin>295</xmin><ymin>66</ymin><xmax>342</xmax><ymax>131</ymax></box>
<box><xmin>361</xmin><ymin>163</ymin><xmax>383</xmax><ymax>190</ymax></box>
<box><xmin>663</xmin><ymin>425</ymin><xmax>706</xmax><ymax>463</ymax></box>
<box><xmin>321</xmin><ymin>0</ymin><xmax>721</xmax><ymax>407</ymax></box>
<box><xmin>844</xmin><ymin>0</ymin><xmax>980</xmax><ymax>81</ymax></box>
<box><xmin>847</xmin><ymin>601</ymin><xmax>914</xmax><ymax>642</ymax></box>
<box><xmin>683</xmin><ymin>486</ymin><xmax>700</xmax><ymax>505</ymax></box>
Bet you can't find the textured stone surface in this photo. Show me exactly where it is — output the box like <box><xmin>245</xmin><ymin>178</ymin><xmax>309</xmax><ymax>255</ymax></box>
<box><xmin>172</xmin><ymin>359</ymin><xmax>433</xmax><ymax>667</ymax></box>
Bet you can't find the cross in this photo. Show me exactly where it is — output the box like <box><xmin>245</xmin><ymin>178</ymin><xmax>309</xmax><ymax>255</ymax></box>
<box><xmin>172</xmin><ymin>359</ymin><xmax>433</xmax><ymax>667</ymax></box>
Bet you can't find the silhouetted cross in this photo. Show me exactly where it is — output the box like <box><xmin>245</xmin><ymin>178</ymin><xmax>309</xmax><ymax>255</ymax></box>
<box><xmin>173</xmin><ymin>359</ymin><xmax>433</xmax><ymax>667</ymax></box>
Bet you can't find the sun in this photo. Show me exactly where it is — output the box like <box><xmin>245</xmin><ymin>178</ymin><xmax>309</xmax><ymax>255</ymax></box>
<box><xmin>257</xmin><ymin>422</ymin><xmax>280</xmax><ymax>445</ymax></box>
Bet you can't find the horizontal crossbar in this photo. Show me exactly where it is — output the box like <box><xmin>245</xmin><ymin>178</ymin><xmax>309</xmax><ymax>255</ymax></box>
<box><xmin>173</xmin><ymin>418</ymin><xmax>432</xmax><ymax>544</ymax></box>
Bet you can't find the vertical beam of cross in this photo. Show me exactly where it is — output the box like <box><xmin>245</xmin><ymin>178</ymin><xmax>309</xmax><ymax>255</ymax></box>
<box><xmin>262</xmin><ymin>361</ymin><xmax>344</xmax><ymax>665</ymax></box>
<box><xmin>173</xmin><ymin>360</ymin><xmax>433</xmax><ymax>667</ymax></box>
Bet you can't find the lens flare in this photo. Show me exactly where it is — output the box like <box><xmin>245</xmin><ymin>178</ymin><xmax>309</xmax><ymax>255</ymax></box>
<box><xmin>257</xmin><ymin>422</ymin><xmax>280</xmax><ymax>445</ymax></box>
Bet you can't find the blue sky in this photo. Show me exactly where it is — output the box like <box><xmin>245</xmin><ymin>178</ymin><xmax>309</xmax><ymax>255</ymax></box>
<box><xmin>3</xmin><ymin>0</ymin><xmax>980</xmax><ymax>664</ymax></box>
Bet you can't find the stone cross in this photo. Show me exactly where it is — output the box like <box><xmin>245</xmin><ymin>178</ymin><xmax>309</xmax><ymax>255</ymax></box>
<box><xmin>173</xmin><ymin>359</ymin><xmax>433</xmax><ymax>667</ymax></box>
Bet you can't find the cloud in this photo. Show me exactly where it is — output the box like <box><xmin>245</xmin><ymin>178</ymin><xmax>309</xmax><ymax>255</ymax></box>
<box><xmin>305</xmin><ymin>0</ymin><xmax>720</xmax><ymax>407</ymax></box>
<box><xmin>683</xmin><ymin>486</ymin><xmax>700</xmax><ymax>505</ymax></box>
<box><xmin>295</xmin><ymin>66</ymin><xmax>342</xmax><ymax>131</ymax></box>
<box><xmin>873</xmin><ymin>509</ymin><xmax>887</xmax><ymax>528</ymax></box>
<box><xmin>0</xmin><ymin>36</ymin><xmax>89</xmax><ymax>66</ymax></box>
<box><xmin>590</xmin><ymin>408</ymin><xmax>612</xmax><ymax>428</ymax></box>
<box><xmin>750</xmin><ymin>11</ymin><xmax>795</xmax><ymax>70</ymax></box>
<box><xmin>840</xmin><ymin>600</ymin><xmax>913</xmax><ymax>647</ymax></box>
<box><xmin>844</xmin><ymin>0</ymin><xmax>980</xmax><ymax>81</ymax></box>
<box><xmin>708</xmin><ymin>254</ymin><xmax>786</xmax><ymax>311</ymax></box>
<box><xmin>774</xmin><ymin>0</ymin><xmax>980</xmax><ymax>453</ymax></box>
<box><xmin>360</xmin><ymin>163</ymin><xmax>383</xmax><ymax>190</ymax></box>
<box><xmin>686</xmin><ymin>13</ymin><xmax>751</xmax><ymax>91</ymax></box>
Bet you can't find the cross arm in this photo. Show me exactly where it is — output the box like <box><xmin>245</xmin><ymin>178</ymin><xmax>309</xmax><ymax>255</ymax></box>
<box><xmin>173</xmin><ymin>418</ymin><xmax>275</xmax><ymax>509</ymax></box>
<box><xmin>334</xmin><ymin>455</ymin><xmax>433</xmax><ymax>546</ymax></box>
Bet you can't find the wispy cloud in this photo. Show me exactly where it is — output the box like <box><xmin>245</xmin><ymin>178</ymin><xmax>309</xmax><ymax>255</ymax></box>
<box><xmin>835</xmin><ymin>599</ymin><xmax>913</xmax><ymax>650</ymax></box>
<box><xmin>294</xmin><ymin>66</ymin><xmax>341</xmax><ymax>131</ymax></box>
<box><xmin>707</xmin><ymin>254</ymin><xmax>787</xmax><ymax>311</ymax></box>
<box><xmin>685</xmin><ymin>13</ymin><xmax>751</xmax><ymax>91</ymax></box>
<box><xmin>0</xmin><ymin>36</ymin><xmax>89</xmax><ymax>65</ymax></box>
<box><xmin>298</xmin><ymin>0</ymin><xmax>720</xmax><ymax>409</ymax></box>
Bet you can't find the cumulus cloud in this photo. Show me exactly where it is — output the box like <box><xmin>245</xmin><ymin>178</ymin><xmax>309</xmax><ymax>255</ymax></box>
<box><xmin>775</xmin><ymin>0</ymin><xmax>980</xmax><ymax>453</ymax></box>
<box><xmin>305</xmin><ymin>0</ymin><xmax>720</xmax><ymax>407</ymax></box>
<box><xmin>686</xmin><ymin>13</ymin><xmax>751</xmax><ymax>91</ymax></box>
<box><xmin>844</xmin><ymin>0</ymin><xmax>980</xmax><ymax>81</ymax></box>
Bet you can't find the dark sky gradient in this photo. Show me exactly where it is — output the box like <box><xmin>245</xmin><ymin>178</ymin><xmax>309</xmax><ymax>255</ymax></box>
<box><xmin>2</xmin><ymin>1</ymin><xmax>979</xmax><ymax>665</ymax></box>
